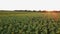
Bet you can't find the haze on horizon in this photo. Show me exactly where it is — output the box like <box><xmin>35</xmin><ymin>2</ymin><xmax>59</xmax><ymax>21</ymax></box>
<box><xmin>0</xmin><ymin>0</ymin><xmax>60</xmax><ymax>11</ymax></box>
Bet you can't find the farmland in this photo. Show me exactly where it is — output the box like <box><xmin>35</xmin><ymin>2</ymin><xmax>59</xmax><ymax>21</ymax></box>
<box><xmin>0</xmin><ymin>11</ymin><xmax>60</xmax><ymax>34</ymax></box>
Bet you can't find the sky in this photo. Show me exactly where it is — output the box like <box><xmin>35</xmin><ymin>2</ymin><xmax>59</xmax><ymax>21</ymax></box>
<box><xmin>0</xmin><ymin>0</ymin><xmax>60</xmax><ymax>11</ymax></box>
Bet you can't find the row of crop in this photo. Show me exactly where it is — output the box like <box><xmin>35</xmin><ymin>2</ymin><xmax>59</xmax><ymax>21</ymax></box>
<box><xmin>0</xmin><ymin>16</ymin><xmax>60</xmax><ymax>34</ymax></box>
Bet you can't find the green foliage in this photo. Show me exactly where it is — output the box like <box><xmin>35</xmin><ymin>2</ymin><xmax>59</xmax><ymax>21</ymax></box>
<box><xmin>0</xmin><ymin>12</ymin><xmax>60</xmax><ymax>34</ymax></box>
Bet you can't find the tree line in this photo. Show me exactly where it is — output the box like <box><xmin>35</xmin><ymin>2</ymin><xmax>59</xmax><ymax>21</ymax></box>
<box><xmin>0</xmin><ymin>10</ymin><xmax>60</xmax><ymax>13</ymax></box>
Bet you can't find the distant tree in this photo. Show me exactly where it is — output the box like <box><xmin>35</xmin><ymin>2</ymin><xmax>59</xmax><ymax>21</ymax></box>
<box><xmin>33</xmin><ymin>10</ymin><xmax>36</xmax><ymax>12</ymax></box>
<box><xmin>38</xmin><ymin>10</ymin><xmax>41</xmax><ymax>12</ymax></box>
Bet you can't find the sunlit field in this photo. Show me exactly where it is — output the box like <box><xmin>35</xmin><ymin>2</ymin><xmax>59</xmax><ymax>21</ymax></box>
<box><xmin>0</xmin><ymin>11</ymin><xmax>60</xmax><ymax>34</ymax></box>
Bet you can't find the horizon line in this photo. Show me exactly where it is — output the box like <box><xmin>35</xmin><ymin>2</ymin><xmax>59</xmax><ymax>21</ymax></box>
<box><xmin>0</xmin><ymin>10</ymin><xmax>60</xmax><ymax>11</ymax></box>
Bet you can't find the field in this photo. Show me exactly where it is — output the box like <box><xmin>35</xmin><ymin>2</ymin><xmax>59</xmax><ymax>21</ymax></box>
<box><xmin>0</xmin><ymin>11</ymin><xmax>60</xmax><ymax>34</ymax></box>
